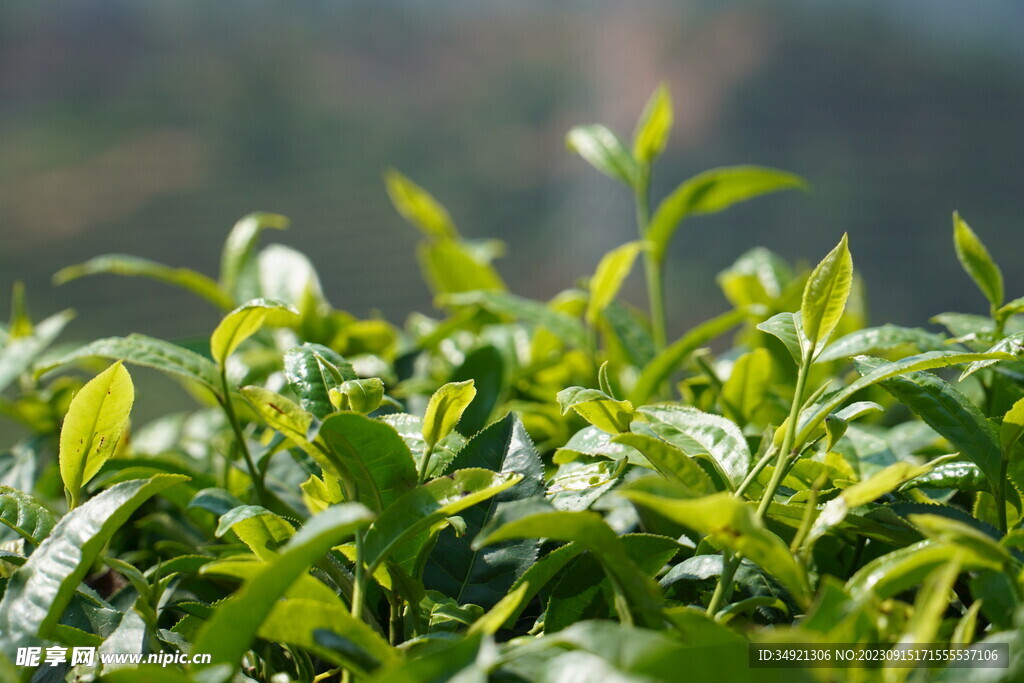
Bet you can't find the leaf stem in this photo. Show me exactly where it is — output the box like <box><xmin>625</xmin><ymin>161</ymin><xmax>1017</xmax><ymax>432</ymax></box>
<box><xmin>706</xmin><ymin>549</ymin><xmax>738</xmax><ymax>617</ymax></box>
<box><xmin>219</xmin><ymin>369</ymin><xmax>268</xmax><ymax>506</ymax></box>
<box><xmin>351</xmin><ymin>530</ymin><xmax>367</xmax><ymax>619</ymax></box>
<box><xmin>417</xmin><ymin>443</ymin><xmax>436</xmax><ymax>485</ymax></box>
<box><xmin>635</xmin><ymin>167</ymin><xmax>666</xmax><ymax>352</ymax></box>
<box><xmin>756</xmin><ymin>352</ymin><xmax>813</xmax><ymax>521</ymax></box>
<box><xmin>997</xmin><ymin>454</ymin><xmax>1009</xmax><ymax>535</ymax></box>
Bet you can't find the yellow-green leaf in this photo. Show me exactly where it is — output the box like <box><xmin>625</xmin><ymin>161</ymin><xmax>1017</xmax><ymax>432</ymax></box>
<box><xmin>632</xmin><ymin>83</ymin><xmax>673</xmax><ymax>164</ymax></box>
<box><xmin>422</xmin><ymin>380</ymin><xmax>477</xmax><ymax>448</ymax></box>
<box><xmin>211</xmin><ymin>298</ymin><xmax>299</xmax><ymax>366</ymax></box>
<box><xmin>621</xmin><ymin>490</ymin><xmax>809</xmax><ymax>605</ymax></box>
<box><xmin>557</xmin><ymin>387</ymin><xmax>634</xmax><ymax>434</ymax></box>
<box><xmin>385</xmin><ymin>169</ymin><xmax>457</xmax><ymax>240</ymax></box>
<box><xmin>1001</xmin><ymin>396</ymin><xmax>1024</xmax><ymax>455</ymax></box>
<box><xmin>59</xmin><ymin>362</ymin><xmax>135</xmax><ymax>508</ymax></box>
<box><xmin>586</xmin><ymin>241</ymin><xmax>643</xmax><ymax>326</ymax></box>
<box><xmin>566</xmin><ymin>124</ymin><xmax>639</xmax><ymax>188</ymax></box>
<box><xmin>801</xmin><ymin>233</ymin><xmax>853</xmax><ymax>353</ymax></box>
<box><xmin>953</xmin><ymin>211</ymin><xmax>1003</xmax><ymax>308</ymax></box>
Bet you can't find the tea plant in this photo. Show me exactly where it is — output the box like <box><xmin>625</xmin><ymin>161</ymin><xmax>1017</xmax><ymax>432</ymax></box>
<box><xmin>1</xmin><ymin>85</ymin><xmax>1022</xmax><ymax>682</ymax></box>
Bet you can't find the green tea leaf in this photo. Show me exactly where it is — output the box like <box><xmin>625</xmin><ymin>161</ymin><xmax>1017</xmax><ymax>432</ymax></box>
<box><xmin>385</xmin><ymin>169</ymin><xmax>458</xmax><ymax>239</ymax></box>
<box><xmin>899</xmin><ymin>461</ymin><xmax>989</xmax><ymax>493</ymax></box>
<box><xmin>898</xmin><ymin>554</ymin><xmax>963</xmax><ymax>647</ymax></box>
<box><xmin>418</xmin><ymin>239</ymin><xmax>506</xmax><ymax>295</ymax></box>
<box><xmin>54</xmin><ymin>254</ymin><xmax>234</xmax><ymax>311</ymax></box>
<box><xmin>0</xmin><ymin>310</ymin><xmax>75</xmax><ymax>395</ymax></box>
<box><xmin>283</xmin><ymin>343</ymin><xmax>356</xmax><ymax>419</ymax></box>
<box><xmin>545</xmin><ymin>533</ymin><xmax>679</xmax><ymax>633</ymax></box>
<box><xmin>817</xmin><ymin>324</ymin><xmax>947</xmax><ymax>363</ymax></box>
<box><xmin>801</xmin><ymin>233</ymin><xmax>853</xmax><ymax>353</ymax></box>
<box><xmin>0</xmin><ymin>474</ymin><xmax>187</xmax><ymax>658</ymax></box>
<box><xmin>331</xmin><ymin>378</ymin><xmax>385</xmax><ymax>414</ymax></box>
<box><xmin>637</xmin><ymin>405</ymin><xmax>751</xmax><ymax>489</ymax></box>
<box><xmin>0</xmin><ymin>486</ymin><xmax>55</xmax><ymax>546</ymax></box>
<box><xmin>953</xmin><ymin>211</ymin><xmax>1003</xmax><ymax>308</ymax></box>
<box><xmin>263</xmin><ymin>598</ymin><xmax>396</xmax><ymax>675</ymax></box>
<box><xmin>611</xmin><ymin>433</ymin><xmax>715</xmax><ymax>495</ymax></box>
<box><xmin>441</xmin><ymin>290</ymin><xmax>587</xmax><ymax>348</ymax></box>
<box><xmin>631</xmin><ymin>307</ymin><xmax>749</xmax><ymax>403</ymax></box>
<box><xmin>363</xmin><ymin>468</ymin><xmax>520</xmax><ymax>572</ymax></box>
<box><xmin>210</xmin><ymin>298</ymin><xmax>298</xmax><ymax>366</ymax></box>
<box><xmin>647</xmin><ymin>166</ymin><xmax>805</xmax><ymax>265</ymax></box>
<box><xmin>586</xmin><ymin>241</ymin><xmax>643</xmax><ymax>326</ymax></box>
<box><xmin>756</xmin><ymin>311</ymin><xmax>803</xmax><ymax>365</ymax></box>
<box><xmin>566</xmin><ymin>124</ymin><xmax>638</xmax><ymax>187</ymax></box>
<box><xmin>720</xmin><ymin>348</ymin><xmax>773</xmax><ymax>425</ymax></box>
<box><xmin>194</xmin><ymin>503</ymin><xmax>373</xmax><ymax>673</ymax></box>
<box><xmin>219</xmin><ymin>212</ymin><xmax>290</xmax><ymax>299</ymax></box>
<box><xmin>474</xmin><ymin>503</ymin><xmax>664</xmax><ymax>627</ymax></box>
<box><xmin>317</xmin><ymin>412</ymin><xmax>418</xmax><ymax>514</ymax></box>
<box><xmin>557</xmin><ymin>386</ymin><xmax>634</xmax><ymax>434</ymax></box>
<box><xmin>846</xmin><ymin>540</ymin><xmax>999</xmax><ymax>601</ymax></box>
<box><xmin>1001</xmin><ymin>397</ymin><xmax>1024</xmax><ymax>454</ymax></box>
<box><xmin>422</xmin><ymin>380</ymin><xmax>477</xmax><ymax>448</ymax></box>
<box><xmin>796</xmin><ymin>351</ymin><xmax>1015</xmax><ymax>446</ymax></box>
<box><xmin>59</xmin><ymin>362</ymin><xmax>135</xmax><ymax>508</ymax></box>
<box><xmin>48</xmin><ymin>334</ymin><xmax>222</xmax><ymax>398</ymax></box>
<box><xmin>424</xmin><ymin>414</ymin><xmax>545</xmax><ymax>608</ymax></box>
<box><xmin>216</xmin><ymin>505</ymin><xmax>296</xmax><ymax>560</ymax></box>
<box><xmin>621</xmin><ymin>490</ymin><xmax>808</xmax><ymax>604</ymax></box>
<box><xmin>632</xmin><ymin>83</ymin><xmax>673</xmax><ymax>164</ymax></box>
<box><xmin>863</xmin><ymin>363</ymin><xmax>1002</xmax><ymax>493</ymax></box>
<box><xmin>959</xmin><ymin>331</ymin><xmax>1024</xmax><ymax>381</ymax></box>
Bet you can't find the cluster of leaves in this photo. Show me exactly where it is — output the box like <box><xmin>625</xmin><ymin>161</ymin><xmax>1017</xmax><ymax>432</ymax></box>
<box><xmin>2</xmin><ymin>85</ymin><xmax>1024</xmax><ymax>683</ymax></box>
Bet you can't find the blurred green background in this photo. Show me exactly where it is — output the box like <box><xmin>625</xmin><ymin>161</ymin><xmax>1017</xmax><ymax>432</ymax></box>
<box><xmin>2</xmin><ymin>0</ymin><xmax>1023</xmax><ymax>433</ymax></box>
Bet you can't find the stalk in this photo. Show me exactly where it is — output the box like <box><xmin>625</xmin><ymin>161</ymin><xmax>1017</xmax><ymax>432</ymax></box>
<box><xmin>997</xmin><ymin>456</ymin><xmax>1009</xmax><ymax>535</ymax></box>
<box><xmin>756</xmin><ymin>352</ymin><xmax>813</xmax><ymax>521</ymax></box>
<box><xmin>706</xmin><ymin>548</ymin><xmax>738</xmax><ymax>617</ymax></box>
<box><xmin>634</xmin><ymin>167</ymin><xmax>666</xmax><ymax>352</ymax></box>
<box><xmin>417</xmin><ymin>443</ymin><xmax>436</xmax><ymax>485</ymax></box>
<box><xmin>351</xmin><ymin>531</ymin><xmax>368</xmax><ymax>620</ymax></box>
<box><xmin>219</xmin><ymin>369</ymin><xmax>267</xmax><ymax>506</ymax></box>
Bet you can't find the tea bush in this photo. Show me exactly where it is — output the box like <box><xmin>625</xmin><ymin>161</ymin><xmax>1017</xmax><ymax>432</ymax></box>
<box><xmin>1</xmin><ymin>85</ymin><xmax>1023</xmax><ymax>682</ymax></box>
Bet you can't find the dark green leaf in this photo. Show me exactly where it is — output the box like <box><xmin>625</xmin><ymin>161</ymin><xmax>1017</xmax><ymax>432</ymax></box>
<box><xmin>364</xmin><ymin>468</ymin><xmax>521</xmax><ymax>572</ymax></box>
<box><xmin>284</xmin><ymin>343</ymin><xmax>356</xmax><ymax>419</ymax></box>
<box><xmin>441</xmin><ymin>290</ymin><xmax>587</xmax><ymax>349</ymax></box>
<box><xmin>0</xmin><ymin>486</ymin><xmax>55</xmax><ymax>546</ymax></box>
<box><xmin>0</xmin><ymin>474</ymin><xmax>188</xmax><ymax>658</ymax></box>
<box><xmin>474</xmin><ymin>503</ymin><xmax>664</xmax><ymax>628</ymax></box>
<box><xmin>424</xmin><ymin>414</ymin><xmax>544</xmax><ymax>608</ymax></box>
<box><xmin>194</xmin><ymin>503</ymin><xmax>373</xmax><ymax>673</ymax></box>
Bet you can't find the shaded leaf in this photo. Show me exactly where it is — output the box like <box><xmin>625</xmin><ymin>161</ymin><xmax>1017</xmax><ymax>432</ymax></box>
<box><xmin>424</xmin><ymin>414</ymin><xmax>545</xmax><ymax>608</ymax></box>
<box><xmin>0</xmin><ymin>474</ymin><xmax>188</xmax><ymax>658</ymax></box>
